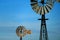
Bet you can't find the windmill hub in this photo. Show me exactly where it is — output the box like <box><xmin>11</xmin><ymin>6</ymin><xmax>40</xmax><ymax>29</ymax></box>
<box><xmin>38</xmin><ymin>0</ymin><xmax>47</xmax><ymax>6</ymax></box>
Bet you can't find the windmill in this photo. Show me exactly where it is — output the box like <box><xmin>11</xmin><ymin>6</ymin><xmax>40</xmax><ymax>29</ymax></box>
<box><xmin>16</xmin><ymin>26</ymin><xmax>31</xmax><ymax>40</ymax></box>
<box><xmin>30</xmin><ymin>0</ymin><xmax>54</xmax><ymax>40</ymax></box>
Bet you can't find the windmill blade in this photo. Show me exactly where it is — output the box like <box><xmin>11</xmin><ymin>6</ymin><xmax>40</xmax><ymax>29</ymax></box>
<box><xmin>44</xmin><ymin>2</ymin><xmax>53</xmax><ymax>14</ymax></box>
<box><xmin>34</xmin><ymin>6</ymin><xmax>40</xmax><ymax>13</ymax></box>
<box><xmin>31</xmin><ymin>0</ymin><xmax>37</xmax><ymax>2</ymax></box>
<box><xmin>31</xmin><ymin>2</ymin><xmax>38</xmax><ymax>8</ymax></box>
<box><xmin>41</xmin><ymin>7</ymin><xmax>44</xmax><ymax>15</ymax></box>
<box><xmin>46</xmin><ymin>4</ymin><xmax>53</xmax><ymax>9</ymax></box>
<box><xmin>31</xmin><ymin>0</ymin><xmax>37</xmax><ymax>4</ymax></box>
<box><xmin>31</xmin><ymin>2</ymin><xmax>37</xmax><ymax>6</ymax></box>
<box><xmin>44</xmin><ymin>6</ymin><xmax>48</xmax><ymax>14</ymax></box>
<box><xmin>32</xmin><ymin>5</ymin><xmax>37</xmax><ymax>11</ymax></box>
<box><xmin>45</xmin><ymin>6</ymin><xmax>49</xmax><ymax>13</ymax></box>
<box><xmin>31</xmin><ymin>3</ymin><xmax>38</xmax><ymax>11</ymax></box>
<box><xmin>45</xmin><ymin>5</ymin><xmax>51</xmax><ymax>13</ymax></box>
<box><xmin>38</xmin><ymin>7</ymin><xmax>42</xmax><ymax>14</ymax></box>
<box><xmin>31</xmin><ymin>2</ymin><xmax>37</xmax><ymax>4</ymax></box>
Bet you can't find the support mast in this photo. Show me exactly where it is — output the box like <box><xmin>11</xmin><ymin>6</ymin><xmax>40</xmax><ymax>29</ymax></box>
<box><xmin>38</xmin><ymin>14</ymin><xmax>48</xmax><ymax>40</ymax></box>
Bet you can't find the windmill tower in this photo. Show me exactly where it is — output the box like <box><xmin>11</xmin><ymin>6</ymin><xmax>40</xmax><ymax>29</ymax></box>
<box><xmin>30</xmin><ymin>0</ymin><xmax>54</xmax><ymax>40</ymax></box>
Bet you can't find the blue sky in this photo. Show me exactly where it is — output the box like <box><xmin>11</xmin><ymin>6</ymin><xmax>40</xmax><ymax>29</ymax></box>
<box><xmin>0</xmin><ymin>0</ymin><xmax>60</xmax><ymax>40</ymax></box>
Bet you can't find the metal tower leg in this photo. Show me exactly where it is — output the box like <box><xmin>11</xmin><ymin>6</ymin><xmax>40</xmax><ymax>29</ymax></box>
<box><xmin>38</xmin><ymin>15</ymin><xmax>48</xmax><ymax>40</ymax></box>
<box><xmin>20</xmin><ymin>37</ymin><xmax>22</xmax><ymax>40</ymax></box>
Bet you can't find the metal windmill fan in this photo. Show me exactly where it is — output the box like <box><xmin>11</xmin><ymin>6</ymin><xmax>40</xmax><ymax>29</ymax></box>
<box><xmin>16</xmin><ymin>26</ymin><xmax>26</xmax><ymax>37</ymax></box>
<box><xmin>16</xmin><ymin>26</ymin><xmax>31</xmax><ymax>40</ymax></box>
<box><xmin>31</xmin><ymin>0</ymin><xmax>54</xmax><ymax>15</ymax></box>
